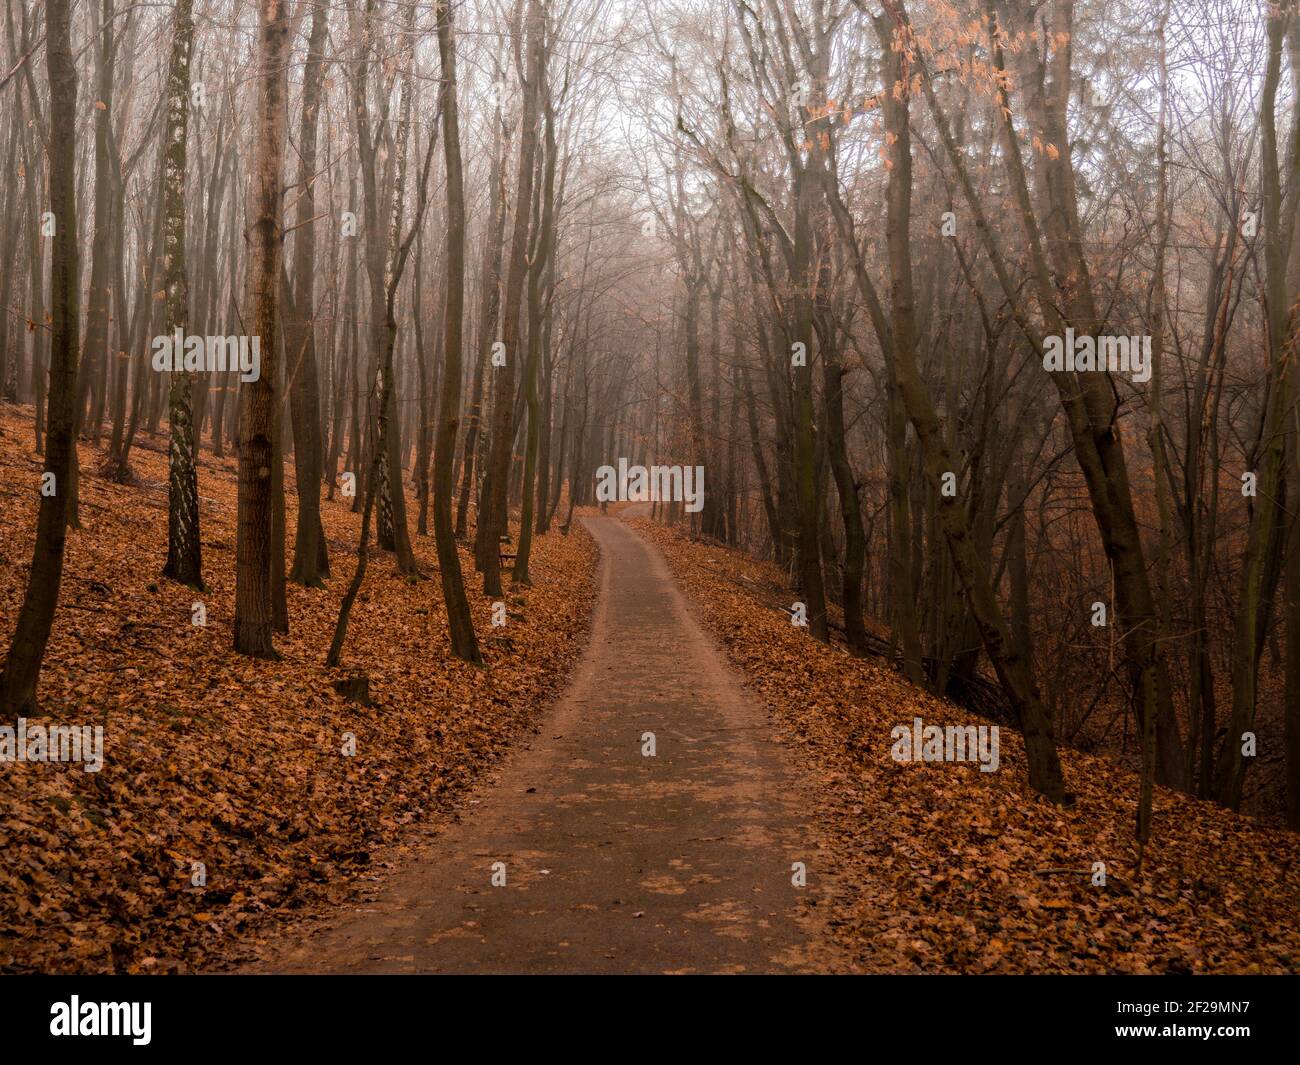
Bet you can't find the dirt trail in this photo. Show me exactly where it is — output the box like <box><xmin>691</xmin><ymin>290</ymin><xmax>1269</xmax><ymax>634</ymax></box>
<box><xmin>250</xmin><ymin>515</ymin><xmax>839</xmax><ymax>974</ymax></box>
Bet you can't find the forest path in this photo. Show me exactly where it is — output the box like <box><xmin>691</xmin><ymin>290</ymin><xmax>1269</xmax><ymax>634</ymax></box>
<box><xmin>249</xmin><ymin>513</ymin><xmax>836</xmax><ymax>974</ymax></box>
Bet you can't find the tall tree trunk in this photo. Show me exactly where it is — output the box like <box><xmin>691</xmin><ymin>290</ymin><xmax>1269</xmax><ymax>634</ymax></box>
<box><xmin>433</xmin><ymin>0</ymin><xmax>483</xmax><ymax>663</ymax></box>
<box><xmin>1139</xmin><ymin>0</ymin><xmax>1173</xmax><ymax>865</ymax></box>
<box><xmin>414</xmin><ymin>233</ymin><xmax>433</xmax><ymax>536</ymax></box>
<box><xmin>481</xmin><ymin>0</ymin><xmax>544</xmax><ymax>597</ymax></box>
<box><xmin>0</xmin><ymin>0</ymin><xmax>79</xmax><ymax>717</ymax></box>
<box><xmin>816</xmin><ymin>288</ymin><xmax>866</xmax><ymax>652</ymax></box>
<box><xmin>515</xmin><ymin>58</ymin><xmax>556</xmax><ymax>586</ymax></box>
<box><xmin>234</xmin><ymin>0</ymin><xmax>290</xmax><ymax>659</ymax></box>
<box><xmin>79</xmin><ymin>0</ymin><xmax>116</xmax><ymax>453</ymax></box>
<box><xmin>287</xmin><ymin>0</ymin><xmax>330</xmax><ymax>587</ymax></box>
<box><xmin>457</xmin><ymin>65</ymin><xmax>508</xmax><ymax>544</ymax></box>
<box><xmin>1219</xmin><ymin>0</ymin><xmax>1298</xmax><ymax>809</ymax></box>
<box><xmin>161</xmin><ymin>0</ymin><xmax>203</xmax><ymax>590</ymax></box>
<box><xmin>789</xmin><ymin>161</ymin><xmax>828</xmax><ymax>639</ymax></box>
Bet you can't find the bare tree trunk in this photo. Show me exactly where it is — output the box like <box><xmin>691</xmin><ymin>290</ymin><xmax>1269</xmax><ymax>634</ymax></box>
<box><xmin>788</xmin><ymin>160</ymin><xmax>828</xmax><ymax>639</ymax></box>
<box><xmin>481</xmin><ymin>0</ymin><xmax>544</xmax><ymax>597</ymax></box>
<box><xmin>433</xmin><ymin>0</ymin><xmax>483</xmax><ymax>663</ymax></box>
<box><xmin>234</xmin><ymin>0</ymin><xmax>290</xmax><ymax>659</ymax></box>
<box><xmin>817</xmin><ymin>297</ymin><xmax>866</xmax><ymax>652</ymax></box>
<box><xmin>457</xmin><ymin>63</ymin><xmax>508</xmax><ymax>544</ymax></box>
<box><xmin>287</xmin><ymin>0</ymin><xmax>330</xmax><ymax>587</ymax></box>
<box><xmin>1139</xmin><ymin>0</ymin><xmax>1173</xmax><ymax>867</ymax></box>
<box><xmin>79</xmin><ymin>0</ymin><xmax>117</xmax><ymax>451</ymax></box>
<box><xmin>161</xmin><ymin>0</ymin><xmax>203</xmax><ymax>590</ymax></box>
<box><xmin>1219</xmin><ymin>0</ymin><xmax>1298</xmax><ymax>809</ymax></box>
<box><xmin>0</xmin><ymin>0</ymin><xmax>79</xmax><ymax>717</ymax></box>
<box><xmin>515</xmin><ymin>54</ymin><xmax>556</xmax><ymax>586</ymax></box>
<box><xmin>414</xmin><ymin>232</ymin><xmax>433</xmax><ymax>536</ymax></box>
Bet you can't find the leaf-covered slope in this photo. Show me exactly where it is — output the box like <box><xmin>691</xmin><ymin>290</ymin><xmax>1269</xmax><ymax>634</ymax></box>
<box><xmin>0</xmin><ymin>405</ymin><xmax>598</xmax><ymax>973</ymax></box>
<box><xmin>635</xmin><ymin>518</ymin><xmax>1300</xmax><ymax>974</ymax></box>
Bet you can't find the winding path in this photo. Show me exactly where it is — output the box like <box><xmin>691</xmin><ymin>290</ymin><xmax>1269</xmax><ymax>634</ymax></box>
<box><xmin>254</xmin><ymin>514</ymin><xmax>834</xmax><ymax>974</ymax></box>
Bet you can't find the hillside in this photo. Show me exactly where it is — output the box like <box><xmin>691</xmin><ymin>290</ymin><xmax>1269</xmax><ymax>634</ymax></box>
<box><xmin>0</xmin><ymin>404</ymin><xmax>598</xmax><ymax>973</ymax></box>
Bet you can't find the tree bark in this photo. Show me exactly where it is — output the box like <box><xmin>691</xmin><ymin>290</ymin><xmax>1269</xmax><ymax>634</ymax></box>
<box><xmin>481</xmin><ymin>0</ymin><xmax>544</xmax><ymax>597</ymax></box>
<box><xmin>433</xmin><ymin>0</ymin><xmax>483</xmax><ymax>663</ymax></box>
<box><xmin>234</xmin><ymin>0</ymin><xmax>291</xmax><ymax>659</ymax></box>
<box><xmin>286</xmin><ymin>0</ymin><xmax>330</xmax><ymax>587</ymax></box>
<box><xmin>161</xmin><ymin>0</ymin><xmax>203</xmax><ymax>590</ymax></box>
<box><xmin>0</xmin><ymin>0</ymin><xmax>79</xmax><ymax>717</ymax></box>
